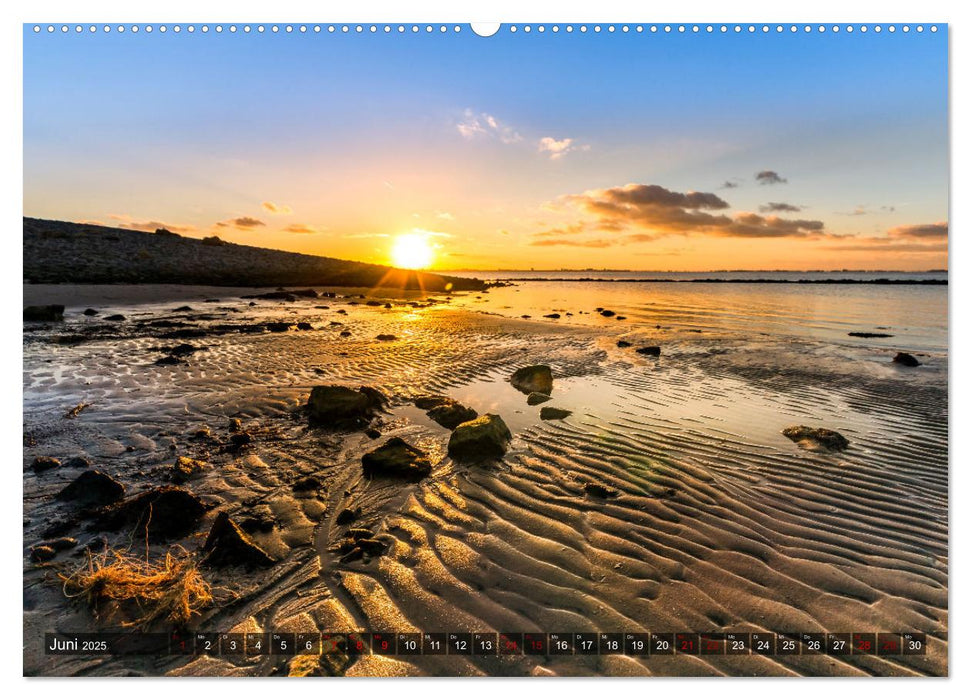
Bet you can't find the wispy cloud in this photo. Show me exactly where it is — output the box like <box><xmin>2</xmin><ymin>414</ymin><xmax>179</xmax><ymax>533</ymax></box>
<box><xmin>456</xmin><ymin>110</ymin><xmax>522</xmax><ymax>144</ymax></box>
<box><xmin>216</xmin><ymin>216</ymin><xmax>265</xmax><ymax>230</ymax></box>
<box><xmin>759</xmin><ymin>202</ymin><xmax>802</xmax><ymax>213</ymax></box>
<box><xmin>824</xmin><ymin>222</ymin><xmax>948</xmax><ymax>252</ymax></box>
<box><xmin>755</xmin><ymin>170</ymin><xmax>787</xmax><ymax>185</ymax></box>
<box><xmin>262</xmin><ymin>201</ymin><xmax>293</xmax><ymax>215</ymax></box>
<box><xmin>108</xmin><ymin>214</ymin><xmax>196</xmax><ymax>234</ymax></box>
<box><xmin>538</xmin><ymin>136</ymin><xmax>588</xmax><ymax>160</ymax></box>
<box><xmin>282</xmin><ymin>223</ymin><xmax>322</xmax><ymax>234</ymax></box>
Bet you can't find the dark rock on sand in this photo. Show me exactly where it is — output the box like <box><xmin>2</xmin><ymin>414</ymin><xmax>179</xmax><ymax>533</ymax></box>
<box><xmin>339</xmin><ymin>330</ymin><xmax>351</xmax><ymax>337</ymax></box>
<box><xmin>95</xmin><ymin>486</ymin><xmax>207</xmax><ymax>540</ymax></box>
<box><xmin>296</xmin><ymin>322</ymin><xmax>313</xmax><ymax>331</ymax></box>
<box><xmin>155</xmin><ymin>355</ymin><xmax>186</xmax><ymax>366</ymax></box>
<box><xmin>24</xmin><ymin>305</ymin><xmax>64</xmax><ymax>322</ymax></box>
<box><xmin>266</xmin><ymin>322</ymin><xmax>294</xmax><ymax>333</ymax></box>
<box><xmin>168</xmin><ymin>343</ymin><xmax>199</xmax><ymax>357</ymax></box>
<box><xmin>849</xmin><ymin>331</ymin><xmax>894</xmax><ymax>338</ymax></box>
<box><xmin>584</xmin><ymin>483</ymin><xmax>618</xmax><ymax>499</ymax></box>
<box><xmin>376</xmin><ymin>334</ymin><xmax>397</xmax><ymax>341</ymax></box>
<box><xmin>366</xmin><ymin>300</ymin><xmax>383</xmax><ymax>307</ymax></box>
<box><xmin>782</xmin><ymin>425</ymin><xmax>850</xmax><ymax>452</ymax></box>
<box><xmin>56</xmin><ymin>470</ymin><xmax>126</xmax><ymax>506</ymax></box>
<box><xmin>427</xmin><ymin>400</ymin><xmax>478</xmax><ymax>430</ymax></box>
<box><xmin>202</xmin><ymin>512</ymin><xmax>275</xmax><ymax>568</ymax></box>
<box><xmin>293</xmin><ymin>476</ymin><xmax>322</xmax><ymax>492</ymax></box>
<box><xmin>30</xmin><ymin>546</ymin><xmax>56</xmax><ymax>563</ymax></box>
<box><xmin>173</xmin><ymin>305</ymin><xmax>193</xmax><ymax>312</ymax></box>
<box><xmin>526</xmin><ymin>392</ymin><xmax>552</xmax><ymax>405</ymax></box>
<box><xmin>82</xmin><ymin>308</ymin><xmax>99</xmax><ymax>316</ymax></box>
<box><xmin>31</xmin><ymin>456</ymin><xmax>60</xmax><ymax>473</ymax></box>
<box><xmin>543</xmin><ymin>313</ymin><xmax>561</xmax><ymax>319</ymax></box>
<box><xmin>170</xmin><ymin>456</ymin><xmax>209</xmax><ymax>484</ymax></box>
<box><xmin>104</xmin><ymin>314</ymin><xmax>127</xmax><ymax>321</ymax></box>
<box><xmin>62</xmin><ymin>456</ymin><xmax>90</xmax><ymax>470</ymax></box>
<box><xmin>510</xmin><ymin>365</ymin><xmax>554</xmax><ymax>395</ymax></box>
<box><xmin>893</xmin><ymin>352</ymin><xmax>921</xmax><ymax>367</ymax></box>
<box><xmin>335</xmin><ymin>507</ymin><xmax>361</xmax><ymax>525</ymax></box>
<box><xmin>540</xmin><ymin>406</ymin><xmax>572</xmax><ymax>420</ymax></box>
<box><xmin>600</xmin><ymin>309</ymin><xmax>616</xmax><ymax>317</ymax></box>
<box><xmin>365</xmin><ymin>428</ymin><xmax>382</xmax><ymax>439</ymax></box>
<box><xmin>229</xmin><ymin>432</ymin><xmax>253</xmax><ymax>449</ymax></box>
<box><xmin>447</xmin><ymin>414</ymin><xmax>512</xmax><ymax>461</ymax></box>
<box><xmin>361</xmin><ymin>438</ymin><xmax>432</xmax><ymax>479</ymax></box>
<box><xmin>616</xmin><ymin>340</ymin><xmax>632</xmax><ymax>348</ymax></box>
<box><xmin>307</xmin><ymin>385</ymin><xmax>384</xmax><ymax>427</ymax></box>
<box><xmin>636</xmin><ymin>346</ymin><xmax>661</xmax><ymax>356</ymax></box>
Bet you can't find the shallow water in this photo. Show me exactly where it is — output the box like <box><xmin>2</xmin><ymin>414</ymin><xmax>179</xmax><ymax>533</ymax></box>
<box><xmin>22</xmin><ymin>283</ymin><xmax>947</xmax><ymax>677</ymax></box>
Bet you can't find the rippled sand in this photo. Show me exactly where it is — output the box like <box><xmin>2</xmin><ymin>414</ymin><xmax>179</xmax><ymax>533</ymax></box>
<box><xmin>22</xmin><ymin>285</ymin><xmax>947</xmax><ymax>677</ymax></box>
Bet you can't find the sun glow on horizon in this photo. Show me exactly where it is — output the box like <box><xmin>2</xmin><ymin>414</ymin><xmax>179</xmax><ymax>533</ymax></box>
<box><xmin>390</xmin><ymin>232</ymin><xmax>435</xmax><ymax>270</ymax></box>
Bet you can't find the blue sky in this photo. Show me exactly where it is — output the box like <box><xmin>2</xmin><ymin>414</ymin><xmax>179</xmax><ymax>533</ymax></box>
<box><xmin>23</xmin><ymin>24</ymin><xmax>948</xmax><ymax>269</ymax></box>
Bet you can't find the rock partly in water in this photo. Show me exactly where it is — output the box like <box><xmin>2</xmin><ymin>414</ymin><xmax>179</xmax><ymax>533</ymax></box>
<box><xmin>540</xmin><ymin>406</ymin><xmax>572</xmax><ymax>420</ymax></box>
<box><xmin>307</xmin><ymin>385</ymin><xmax>385</xmax><ymax>428</ymax></box>
<box><xmin>82</xmin><ymin>308</ymin><xmax>99</xmax><ymax>316</ymax></box>
<box><xmin>361</xmin><ymin>438</ymin><xmax>432</xmax><ymax>479</ymax></box>
<box><xmin>893</xmin><ymin>352</ymin><xmax>921</xmax><ymax>367</ymax></box>
<box><xmin>510</xmin><ymin>365</ymin><xmax>554</xmax><ymax>395</ymax></box>
<box><xmin>24</xmin><ymin>305</ymin><xmax>64</xmax><ymax>322</ymax></box>
<box><xmin>104</xmin><ymin>314</ymin><xmax>127</xmax><ymax>321</ymax></box>
<box><xmin>413</xmin><ymin>395</ymin><xmax>450</xmax><ymax>410</ymax></box>
<box><xmin>202</xmin><ymin>512</ymin><xmax>275</xmax><ymax>568</ymax></box>
<box><xmin>426</xmin><ymin>400</ymin><xmax>478</xmax><ymax>430</ymax></box>
<box><xmin>526</xmin><ymin>392</ymin><xmax>552</xmax><ymax>405</ymax></box>
<box><xmin>447</xmin><ymin>414</ymin><xmax>512</xmax><ymax>461</ymax></box>
<box><xmin>95</xmin><ymin>486</ymin><xmax>207</xmax><ymax>540</ymax></box>
<box><xmin>56</xmin><ymin>470</ymin><xmax>126</xmax><ymax>506</ymax></box>
<box><xmin>30</xmin><ymin>456</ymin><xmax>60</xmax><ymax>473</ymax></box>
<box><xmin>636</xmin><ymin>346</ymin><xmax>661</xmax><ymax>356</ymax></box>
<box><xmin>782</xmin><ymin>425</ymin><xmax>850</xmax><ymax>452</ymax></box>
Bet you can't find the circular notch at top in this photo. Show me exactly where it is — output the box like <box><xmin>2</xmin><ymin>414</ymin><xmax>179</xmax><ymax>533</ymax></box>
<box><xmin>471</xmin><ymin>23</ymin><xmax>501</xmax><ymax>37</ymax></box>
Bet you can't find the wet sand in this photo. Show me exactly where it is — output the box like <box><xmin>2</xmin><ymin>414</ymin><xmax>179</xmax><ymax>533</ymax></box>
<box><xmin>22</xmin><ymin>284</ymin><xmax>948</xmax><ymax>677</ymax></box>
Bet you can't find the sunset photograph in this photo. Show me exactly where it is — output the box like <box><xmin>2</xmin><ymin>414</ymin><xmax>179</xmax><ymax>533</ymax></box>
<box><xmin>22</xmin><ymin>21</ymin><xmax>947</xmax><ymax>679</ymax></box>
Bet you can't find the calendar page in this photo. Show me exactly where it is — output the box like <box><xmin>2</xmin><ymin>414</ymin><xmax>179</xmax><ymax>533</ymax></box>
<box><xmin>22</xmin><ymin>20</ymin><xmax>947</xmax><ymax>678</ymax></box>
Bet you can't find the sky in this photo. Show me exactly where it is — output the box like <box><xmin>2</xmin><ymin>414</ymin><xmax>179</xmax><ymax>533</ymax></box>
<box><xmin>23</xmin><ymin>24</ymin><xmax>948</xmax><ymax>271</ymax></box>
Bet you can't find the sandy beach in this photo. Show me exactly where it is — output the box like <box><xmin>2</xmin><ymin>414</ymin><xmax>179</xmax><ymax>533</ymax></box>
<box><xmin>22</xmin><ymin>282</ymin><xmax>947</xmax><ymax>677</ymax></box>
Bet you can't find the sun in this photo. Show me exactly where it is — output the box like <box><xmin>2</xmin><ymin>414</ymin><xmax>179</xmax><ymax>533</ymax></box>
<box><xmin>390</xmin><ymin>232</ymin><xmax>435</xmax><ymax>270</ymax></box>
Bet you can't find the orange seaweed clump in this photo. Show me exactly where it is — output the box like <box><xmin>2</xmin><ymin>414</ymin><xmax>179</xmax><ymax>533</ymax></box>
<box><xmin>60</xmin><ymin>546</ymin><xmax>212</xmax><ymax>629</ymax></box>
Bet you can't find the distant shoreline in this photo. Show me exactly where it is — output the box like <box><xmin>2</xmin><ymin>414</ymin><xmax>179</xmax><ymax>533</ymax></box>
<box><xmin>488</xmin><ymin>277</ymin><xmax>948</xmax><ymax>285</ymax></box>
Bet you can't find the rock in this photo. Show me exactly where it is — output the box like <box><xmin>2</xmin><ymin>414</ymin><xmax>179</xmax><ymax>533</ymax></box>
<box><xmin>365</xmin><ymin>428</ymin><xmax>381</xmax><ymax>439</ymax></box>
<box><xmin>543</xmin><ymin>313</ymin><xmax>561</xmax><ymax>319</ymax></box>
<box><xmin>56</xmin><ymin>470</ymin><xmax>126</xmax><ymax>506</ymax></box>
<box><xmin>376</xmin><ymin>334</ymin><xmax>397</xmax><ymax>341</ymax></box>
<box><xmin>600</xmin><ymin>309</ymin><xmax>616</xmax><ymax>317</ymax></box>
<box><xmin>155</xmin><ymin>355</ymin><xmax>186</xmax><ymax>366</ymax></box>
<box><xmin>413</xmin><ymin>395</ymin><xmax>450</xmax><ymax>410</ymax></box>
<box><xmin>356</xmin><ymin>538</ymin><xmax>387</xmax><ymax>556</ymax></box>
<box><xmin>584</xmin><ymin>483</ymin><xmax>618</xmax><ymax>499</ymax></box>
<box><xmin>201</xmin><ymin>236</ymin><xmax>225</xmax><ymax>246</ymax></box>
<box><xmin>447</xmin><ymin>414</ymin><xmax>512</xmax><ymax>461</ymax></box>
<box><xmin>893</xmin><ymin>352</ymin><xmax>921</xmax><ymax>367</ymax></box>
<box><xmin>266</xmin><ymin>322</ymin><xmax>293</xmax><ymax>332</ymax></box>
<box><xmin>526</xmin><ymin>392</ymin><xmax>552</xmax><ymax>406</ymax></box>
<box><xmin>24</xmin><ymin>305</ymin><xmax>64</xmax><ymax>322</ymax></box>
<box><xmin>202</xmin><ymin>512</ymin><xmax>275</xmax><ymax>568</ymax></box>
<box><xmin>361</xmin><ymin>438</ymin><xmax>432</xmax><ymax>479</ymax></box>
<box><xmin>95</xmin><ymin>486</ymin><xmax>207</xmax><ymax>540</ymax></box>
<box><xmin>104</xmin><ymin>314</ymin><xmax>126</xmax><ymax>321</ymax></box>
<box><xmin>30</xmin><ymin>546</ymin><xmax>56</xmax><ymax>563</ymax></box>
<box><xmin>229</xmin><ymin>432</ymin><xmax>252</xmax><ymax>449</ymax></box>
<box><xmin>510</xmin><ymin>365</ymin><xmax>554</xmax><ymax>395</ymax></box>
<box><xmin>62</xmin><ymin>456</ymin><xmax>90</xmax><ymax>469</ymax></box>
<box><xmin>782</xmin><ymin>425</ymin><xmax>850</xmax><ymax>452</ymax></box>
<box><xmin>37</xmin><ymin>537</ymin><xmax>78</xmax><ymax>552</ymax></box>
<box><xmin>339</xmin><ymin>330</ymin><xmax>351</xmax><ymax>337</ymax></box>
<box><xmin>173</xmin><ymin>305</ymin><xmax>193</xmax><ymax>312</ymax></box>
<box><xmin>849</xmin><ymin>332</ymin><xmax>894</xmax><ymax>338</ymax></box>
<box><xmin>335</xmin><ymin>507</ymin><xmax>361</xmax><ymax>525</ymax></box>
<box><xmin>228</xmin><ymin>418</ymin><xmax>243</xmax><ymax>432</ymax></box>
<box><xmin>30</xmin><ymin>456</ymin><xmax>60</xmax><ymax>473</ymax></box>
<box><xmin>427</xmin><ymin>401</ymin><xmax>478</xmax><ymax>430</ymax></box>
<box><xmin>296</xmin><ymin>322</ymin><xmax>313</xmax><ymax>331</ymax></box>
<box><xmin>171</xmin><ymin>456</ymin><xmax>209</xmax><ymax>484</ymax></box>
<box><xmin>192</xmin><ymin>426</ymin><xmax>211</xmax><ymax>439</ymax></box>
<box><xmin>616</xmin><ymin>340</ymin><xmax>632</xmax><ymax>348</ymax></box>
<box><xmin>366</xmin><ymin>300</ymin><xmax>382</xmax><ymax>307</ymax></box>
<box><xmin>616</xmin><ymin>316</ymin><xmax>627</xmax><ymax>321</ymax></box>
<box><xmin>307</xmin><ymin>385</ymin><xmax>384</xmax><ymax>427</ymax></box>
<box><xmin>169</xmin><ymin>343</ymin><xmax>199</xmax><ymax>356</ymax></box>
<box><xmin>293</xmin><ymin>476</ymin><xmax>321</xmax><ymax>492</ymax></box>
<box><xmin>82</xmin><ymin>308</ymin><xmax>99</xmax><ymax>316</ymax></box>
<box><xmin>540</xmin><ymin>406</ymin><xmax>572</xmax><ymax>420</ymax></box>
<box><xmin>383</xmin><ymin>303</ymin><xmax>392</xmax><ymax>309</ymax></box>
<box><xmin>636</xmin><ymin>346</ymin><xmax>661</xmax><ymax>356</ymax></box>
